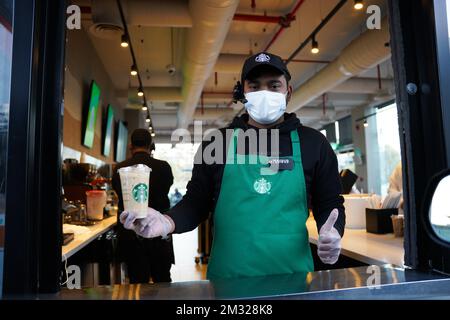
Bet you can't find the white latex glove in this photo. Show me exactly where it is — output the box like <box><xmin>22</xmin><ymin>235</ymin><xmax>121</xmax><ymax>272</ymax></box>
<box><xmin>120</xmin><ymin>207</ymin><xmax>175</xmax><ymax>239</ymax></box>
<box><xmin>317</xmin><ymin>208</ymin><xmax>342</xmax><ymax>264</ymax></box>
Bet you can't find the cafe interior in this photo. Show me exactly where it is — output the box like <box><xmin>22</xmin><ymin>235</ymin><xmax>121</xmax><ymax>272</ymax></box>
<box><xmin>1</xmin><ymin>0</ymin><xmax>450</xmax><ymax>299</ymax></box>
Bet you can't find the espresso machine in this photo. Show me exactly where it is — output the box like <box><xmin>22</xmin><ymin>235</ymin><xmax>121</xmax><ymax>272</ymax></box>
<box><xmin>61</xmin><ymin>159</ymin><xmax>118</xmax><ymax>225</ymax></box>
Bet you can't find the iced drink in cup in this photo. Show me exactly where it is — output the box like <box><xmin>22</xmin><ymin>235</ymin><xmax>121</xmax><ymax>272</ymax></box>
<box><xmin>118</xmin><ymin>164</ymin><xmax>152</xmax><ymax>218</ymax></box>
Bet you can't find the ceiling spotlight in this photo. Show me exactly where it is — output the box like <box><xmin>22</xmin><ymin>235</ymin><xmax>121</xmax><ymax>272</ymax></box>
<box><xmin>311</xmin><ymin>36</ymin><xmax>319</xmax><ymax>54</ymax></box>
<box><xmin>151</xmin><ymin>132</ymin><xmax>156</xmax><ymax>137</ymax></box>
<box><xmin>148</xmin><ymin>126</ymin><xmax>153</xmax><ymax>131</ymax></box>
<box><xmin>142</xmin><ymin>103</ymin><xmax>148</xmax><ymax>111</ymax></box>
<box><xmin>354</xmin><ymin>0</ymin><xmax>364</xmax><ymax>10</ymax></box>
<box><xmin>363</xmin><ymin>120</ymin><xmax>368</xmax><ymax>128</ymax></box>
<box><xmin>137</xmin><ymin>87</ymin><xmax>144</xmax><ymax>97</ymax></box>
<box><xmin>145</xmin><ymin>116</ymin><xmax>151</xmax><ymax>123</ymax></box>
<box><xmin>121</xmin><ymin>34</ymin><xmax>129</xmax><ymax>48</ymax></box>
<box><xmin>130</xmin><ymin>64</ymin><xmax>138</xmax><ymax>76</ymax></box>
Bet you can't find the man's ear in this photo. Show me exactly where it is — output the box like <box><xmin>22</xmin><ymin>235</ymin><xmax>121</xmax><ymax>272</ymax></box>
<box><xmin>286</xmin><ymin>85</ymin><xmax>293</xmax><ymax>103</ymax></box>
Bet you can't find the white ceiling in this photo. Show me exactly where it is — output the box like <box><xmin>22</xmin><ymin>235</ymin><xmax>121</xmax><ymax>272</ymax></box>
<box><xmin>74</xmin><ymin>0</ymin><xmax>392</xmax><ymax>138</ymax></box>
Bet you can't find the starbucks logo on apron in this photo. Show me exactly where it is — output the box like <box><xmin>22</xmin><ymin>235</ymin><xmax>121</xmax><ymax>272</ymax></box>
<box><xmin>253</xmin><ymin>177</ymin><xmax>271</xmax><ymax>194</ymax></box>
<box><xmin>132</xmin><ymin>183</ymin><xmax>148</xmax><ymax>203</ymax></box>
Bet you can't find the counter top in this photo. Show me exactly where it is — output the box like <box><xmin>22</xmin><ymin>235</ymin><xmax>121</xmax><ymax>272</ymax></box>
<box><xmin>34</xmin><ymin>264</ymin><xmax>450</xmax><ymax>300</ymax></box>
<box><xmin>306</xmin><ymin>218</ymin><xmax>404</xmax><ymax>267</ymax></box>
<box><xmin>62</xmin><ymin>215</ymin><xmax>117</xmax><ymax>261</ymax></box>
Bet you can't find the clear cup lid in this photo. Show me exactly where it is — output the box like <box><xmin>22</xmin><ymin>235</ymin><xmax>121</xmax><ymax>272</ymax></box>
<box><xmin>118</xmin><ymin>164</ymin><xmax>152</xmax><ymax>173</ymax></box>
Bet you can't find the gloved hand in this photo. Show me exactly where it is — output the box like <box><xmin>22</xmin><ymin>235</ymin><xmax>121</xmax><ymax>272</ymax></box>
<box><xmin>317</xmin><ymin>208</ymin><xmax>342</xmax><ymax>264</ymax></box>
<box><xmin>120</xmin><ymin>207</ymin><xmax>175</xmax><ymax>239</ymax></box>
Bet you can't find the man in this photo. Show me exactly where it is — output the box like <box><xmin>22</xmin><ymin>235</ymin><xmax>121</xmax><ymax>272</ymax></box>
<box><xmin>112</xmin><ymin>128</ymin><xmax>174</xmax><ymax>283</ymax></box>
<box><xmin>121</xmin><ymin>52</ymin><xmax>345</xmax><ymax>279</ymax></box>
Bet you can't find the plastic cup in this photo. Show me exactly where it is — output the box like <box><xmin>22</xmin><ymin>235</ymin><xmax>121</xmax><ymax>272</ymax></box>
<box><xmin>391</xmin><ymin>215</ymin><xmax>404</xmax><ymax>237</ymax></box>
<box><xmin>86</xmin><ymin>190</ymin><xmax>107</xmax><ymax>221</ymax></box>
<box><xmin>118</xmin><ymin>164</ymin><xmax>151</xmax><ymax>218</ymax></box>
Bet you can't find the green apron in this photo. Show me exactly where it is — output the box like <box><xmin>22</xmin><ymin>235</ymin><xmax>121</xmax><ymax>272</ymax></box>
<box><xmin>207</xmin><ymin>128</ymin><xmax>313</xmax><ymax>279</ymax></box>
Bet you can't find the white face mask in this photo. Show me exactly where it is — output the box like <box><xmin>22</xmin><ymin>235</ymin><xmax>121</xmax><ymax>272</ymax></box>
<box><xmin>244</xmin><ymin>90</ymin><xmax>287</xmax><ymax>125</ymax></box>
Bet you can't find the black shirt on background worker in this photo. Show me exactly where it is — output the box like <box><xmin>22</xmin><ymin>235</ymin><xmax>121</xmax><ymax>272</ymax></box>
<box><xmin>112</xmin><ymin>128</ymin><xmax>174</xmax><ymax>283</ymax></box>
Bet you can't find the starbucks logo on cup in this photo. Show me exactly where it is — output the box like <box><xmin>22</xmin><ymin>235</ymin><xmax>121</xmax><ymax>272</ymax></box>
<box><xmin>132</xmin><ymin>183</ymin><xmax>148</xmax><ymax>203</ymax></box>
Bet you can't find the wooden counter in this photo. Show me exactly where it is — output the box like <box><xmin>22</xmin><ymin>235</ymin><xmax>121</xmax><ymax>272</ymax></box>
<box><xmin>306</xmin><ymin>218</ymin><xmax>404</xmax><ymax>266</ymax></box>
<box><xmin>62</xmin><ymin>215</ymin><xmax>117</xmax><ymax>261</ymax></box>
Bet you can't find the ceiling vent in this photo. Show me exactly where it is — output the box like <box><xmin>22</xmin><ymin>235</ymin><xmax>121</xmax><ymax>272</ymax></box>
<box><xmin>88</xmin><ymin>23</ymin><xmax>123</xmax><ymax>40</ymax></box>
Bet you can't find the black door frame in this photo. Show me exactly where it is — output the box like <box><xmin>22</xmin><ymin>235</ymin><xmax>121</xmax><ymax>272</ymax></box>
<box><xmin>2</xmin><ymin>0</ymin><xmax>66</xmax><ymax>294</ymax></box>
<box><xmin>388</xmin><ymin>0</ymin><xmax>450</xmax><ymax>272</ymax></box>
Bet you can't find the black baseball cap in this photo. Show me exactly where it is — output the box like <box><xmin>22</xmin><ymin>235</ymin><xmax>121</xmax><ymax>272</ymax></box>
<box><xmin>131</xmin><ymin>128</ymin><xmax>152</xmax><ymax>148</ymax></box>
<box><xmin>241</xmin><ymin>52</ymin><xmax>291</xmax><ymax>84</ymax></box>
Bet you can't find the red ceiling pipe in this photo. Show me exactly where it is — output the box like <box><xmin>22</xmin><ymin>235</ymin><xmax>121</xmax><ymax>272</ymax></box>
<box><xmin>201</xmin><ymin>92</ymin><xmax>204</xmax><ymax>115</ymax></box>
<box><xmin>264</xmin><ymin>0</ymin><xmax>306</xmax><ymax>52</ymax></box>
<box><xmin>322</xmin><ymin>93</ymin><xmax>327</xmax><ymax>116</ymax></box>
<box><xmin>233</xmin><ymin>13</ymin><xmax>286</xmax><ymax>24</ymax></box>
<box><xmin>79</xmin><ymin>6</ymin><xmax>92</xmax><ymax>14</ymax></box>
<box><xmin>377</xmin><ymin>64</ymin><xmax>382</xmax><ymax>90</ymax></box>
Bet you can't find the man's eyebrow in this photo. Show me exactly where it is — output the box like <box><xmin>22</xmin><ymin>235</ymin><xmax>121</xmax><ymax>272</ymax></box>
<box><xmin>267</xmin><ymin>79</ymin><xmax>282</xmax><ymax>84</ymax></box>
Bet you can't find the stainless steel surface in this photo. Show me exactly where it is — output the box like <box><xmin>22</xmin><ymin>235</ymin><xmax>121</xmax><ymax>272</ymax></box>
<box><xmin>34</xmin><ymin>264</ymin><xmax>450</xmax><ymax>300</ymax></box>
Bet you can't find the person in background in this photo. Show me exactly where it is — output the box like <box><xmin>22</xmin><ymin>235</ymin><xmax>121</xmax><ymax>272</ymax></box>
<box><xmin>120</xmin><ymin>52</ymin><xmax>345</xmax><ymax>279</ymax></box>
<box><xmin>170</xmin><ymin>188</ymin><xmax>183</xmax><ymax>208</ymax></box>
<box><xmin>112</xmin><ymin>128</ymin><xmax>174</xmax><ymax>283</ymax></box>
<box><xmin>388</xmin><ymin>162</ymin><xmax>403</xmax><ymax>194</ymax></box>
<box><xmin>388</xmin><ymin>162</ymin><xmax>404</xmax><ymax>212</ymax></box>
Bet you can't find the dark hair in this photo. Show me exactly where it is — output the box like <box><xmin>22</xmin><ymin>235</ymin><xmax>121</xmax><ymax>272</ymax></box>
<box><xmin>131</xmin><ymin>128</ymin><xmax>152</xmax><ymax>149</ymax></box>
<box><xmin>245</xmin><ymin>65</ymin><xmax>289</xmax><ymax>84</ymax></box>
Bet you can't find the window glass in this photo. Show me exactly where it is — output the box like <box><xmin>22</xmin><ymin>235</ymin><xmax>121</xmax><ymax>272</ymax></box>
<box><xmin>366</xmin><ymin>103</ymin><xmax>402</xmax><ymax>197</ymax></box>
<box><xmin>428</xmin><ymin>0</ymin><xmax>450</xmax><ymax>243</ymax></box>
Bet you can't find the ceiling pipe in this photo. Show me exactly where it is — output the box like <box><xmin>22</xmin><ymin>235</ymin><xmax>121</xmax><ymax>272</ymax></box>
<box><xmin>125</xmin><ymin>88</ymin><xmax>233</xmax><ymax>102</ymax></box>
<box><xmin>193</xmin><ymin>108</ymin><xmax>236</xmax><ymax>121</ymax></box>
<box><xmin>177</xmin><ymin>0</ymin><xmax>240</xmax><ymax>129</ymax></box>
<box><xmin>287</xmin><ymin>18</ymin><xmax>391</xmax><ymax>113</ymax></box>
<box><xmin>233</xmin><ymin>13</ymin><xmax>296</xmax><ymax>27</ymax></box>
<box><xmin>296</xmin><ymin>106</ymin><xmax>336</xmax><ymax>119</ymax></box>
<box><xmin>377</xmin><ymin>64</ymin><xmax>382</xmax><ymax>89</ymax></box>
<box><xmin>289</xmin><ymin>58</ymin><xmax>331</xmax><ymax>64</ymax></box>
<box><xmin>214</xmin><ymin>53</ymin><xmax>329</xmax><ymax>74</ymax></box>
<box><xmin>85</xmin><ymin>0</ymin><xmax>193</xmax><ymax>28</ymax></box>
<box><xmin>329</xmin><ymin>78</ymin><xmax>394</xmax><ymax>94</ymax></box>
<box><xmin>125</xmin><ymin>77</ymin><xmax>390</xmax><ymax>104</ymax></box>
<box><xmin>264</xmin><ymin>0</ymin><xmax>306</xmax><ymax>51</ymax></box>
<box><xmin>233</xmin><ymin>13</ymin><xmax>283</xmax><ymax>24</ymax></box>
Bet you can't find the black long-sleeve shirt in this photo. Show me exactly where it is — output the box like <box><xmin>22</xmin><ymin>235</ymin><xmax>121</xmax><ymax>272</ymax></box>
<box><xmin>167</xmin><ymin>113</ymin><xmax>346</xmax><ymax>237</ymax></box>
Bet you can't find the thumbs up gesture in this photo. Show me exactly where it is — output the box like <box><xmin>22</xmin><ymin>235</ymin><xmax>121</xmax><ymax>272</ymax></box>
<box><xmin>318</xmin><ymin>209</ymin><xmax>342</xmax><ymax>265</ymax></box>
